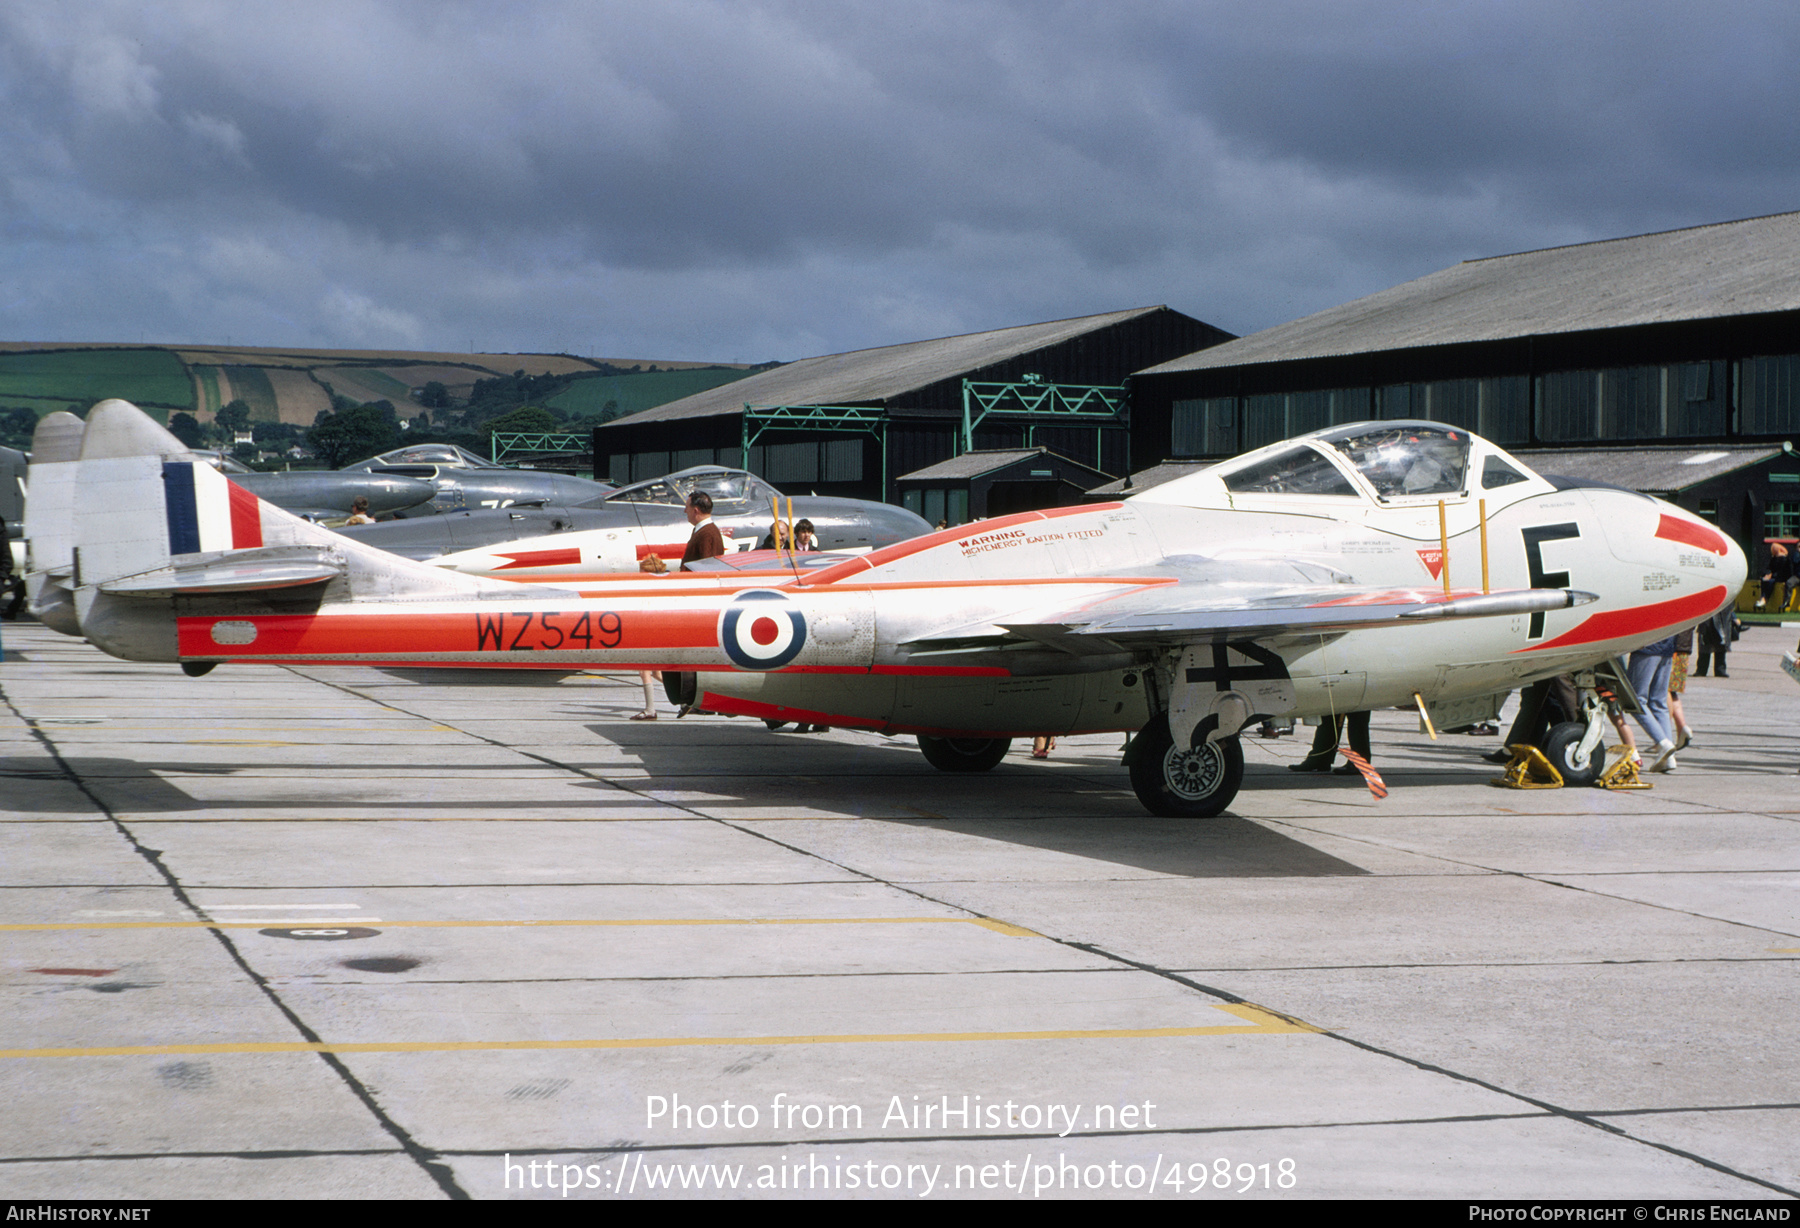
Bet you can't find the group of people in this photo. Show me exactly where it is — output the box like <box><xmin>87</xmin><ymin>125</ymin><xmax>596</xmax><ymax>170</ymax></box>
<box><xmin>1292</xmin><ymin>604</ymin><xmax>1743</xmax><ymax>778</ymax></box>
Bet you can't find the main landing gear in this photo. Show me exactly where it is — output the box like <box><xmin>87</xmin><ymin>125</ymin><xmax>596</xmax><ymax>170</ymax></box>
<box><xmin>915</xmin><ymin>736</ymin><xmax>1012</xmax><ymax>772</ymax></box>
<box><xmin>1127</xmin><ymin>716</ymin><xmax>1244</xmax><ymax>817</ymax></box>
<box><xmin>911</xmin><ymin>718</ymin><xmax>1244</xmax><ymax>818</ymax></box>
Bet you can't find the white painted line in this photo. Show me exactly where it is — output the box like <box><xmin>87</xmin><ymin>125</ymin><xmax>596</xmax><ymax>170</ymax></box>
<box><xmin>199</xmin><ymin>904</ymin><xmax>362</xmax><ymax>910</ymax></box>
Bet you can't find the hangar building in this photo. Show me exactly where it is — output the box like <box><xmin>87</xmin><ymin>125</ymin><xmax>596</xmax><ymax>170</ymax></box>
<box><xmin>593</xmin><ymin>306</ymin><xmax>1228</xmax><ymax>504</ymax></box>
<box><xmin>1126</xmin><ymin>211</ymin><xmax>1800</xmax><ymax>547</ymax></box>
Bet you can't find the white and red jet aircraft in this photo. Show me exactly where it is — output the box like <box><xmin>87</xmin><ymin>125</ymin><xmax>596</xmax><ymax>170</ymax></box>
<box><xmin>25</xmin><ymin>401</ymin><xmax>1744</xmax><ymax>817</ymax></box>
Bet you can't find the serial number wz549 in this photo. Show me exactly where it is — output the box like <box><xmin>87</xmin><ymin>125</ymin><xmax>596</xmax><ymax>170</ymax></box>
<box><xmin>474</xmin><ymin>610</ymin><xmax>621</xmax><ymax>651</ymax></box>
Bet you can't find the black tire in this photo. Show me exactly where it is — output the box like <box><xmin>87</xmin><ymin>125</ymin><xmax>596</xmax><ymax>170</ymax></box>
<box><xmin>763</xmin><ymin>719</ymin><xmax>791</xmax><ymax>731</ymax></box>
<box><xmin>1128</xmin><ymin>718</ymin><xmax>1243</xmax><ymax>817</ymax></box>
<box><xmin>1542</xmin><ymin>720</ymin><xmax>1602</xmax><ymax>786</ymax></box>
<box><xmin>916</xmin><ymin>735</ymin><xmax>1012</xmax><ymax>772</ymax></box>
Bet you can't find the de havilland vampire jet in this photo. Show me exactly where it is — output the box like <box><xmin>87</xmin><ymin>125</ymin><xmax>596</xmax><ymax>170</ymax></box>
<box><xmin>339</xmin><ymin>442</ymin><xmax>616</xmax><ymax>515</ymax></box>
<box><xmin>334</xmin><ymin>465</ymin><xmax>935</xmax><ymax>573</ymax></box>
<box><xmin>24</xmin><ymin>401</ymin><xmax>1745</xmax><ymax>817</ymax></box>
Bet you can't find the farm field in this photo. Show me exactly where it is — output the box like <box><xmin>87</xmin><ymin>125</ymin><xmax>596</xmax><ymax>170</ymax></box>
<box><xmin>0</xmin><ymin>348</ymin><xmax>191</xmax><ymax>419</ymax></box>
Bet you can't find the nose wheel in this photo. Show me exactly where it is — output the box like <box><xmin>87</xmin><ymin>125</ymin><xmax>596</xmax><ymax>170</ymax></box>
<box><xmin>1128</xmin><ymin>717</ymin><xmax>1243</xmax><ymax>817</ymax></box>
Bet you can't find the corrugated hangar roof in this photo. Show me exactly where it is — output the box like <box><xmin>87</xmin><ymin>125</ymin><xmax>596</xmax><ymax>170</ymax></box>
<box><xmin>899</xmin><ymin>448</ymin><xmax>1050</xmax><ymax>482</ymax></box>
<box><xmin>1142</xmin><ymin>211</ymin><xmax>1800</xmax><ymax>375</ymax></box>
<box><xmin>1513</xmin><ymin>444</ymin><xmax>1786</xmax><ymax>493</ymax></box>
<box><xmin>604</xmin><ymin>307</ymin><xmax>1168</xmax><ymax>426</ymax></box>
<box><xmin>1087</xmin><ymin>460</ymin><xmax>1215</xmax><ymax>497</ymax></box>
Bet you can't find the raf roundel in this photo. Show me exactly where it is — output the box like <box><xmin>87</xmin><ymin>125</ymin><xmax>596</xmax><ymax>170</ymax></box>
<box><xmin>719</xmin><ymin>590</ymin><xmax>808</xmax><ymax>670</ymax></box>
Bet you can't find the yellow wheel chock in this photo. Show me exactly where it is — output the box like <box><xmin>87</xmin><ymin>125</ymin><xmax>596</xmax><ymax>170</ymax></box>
<box><xmin>1489</xmin><ymin>744</ymin><xmax>1564</xmax><ymax>789</ymax></box>
<box><xmin>1597</xmin><ymin>747</ymin><xmax>1653</xmax><ymax>790</ymax></box>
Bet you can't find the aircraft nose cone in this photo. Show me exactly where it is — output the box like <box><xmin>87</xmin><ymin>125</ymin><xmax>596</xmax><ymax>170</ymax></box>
<box><xmin>362</xmin><ymin>475</ymin><xmax>437</xmax><ymax>513</ymax></box>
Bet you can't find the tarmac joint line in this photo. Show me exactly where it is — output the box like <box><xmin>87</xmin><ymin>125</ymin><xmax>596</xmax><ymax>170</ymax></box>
<box><xmin>6</xmin><ymin>915</ymin><xmax>1040</xmax><ymax>935</ymax></box>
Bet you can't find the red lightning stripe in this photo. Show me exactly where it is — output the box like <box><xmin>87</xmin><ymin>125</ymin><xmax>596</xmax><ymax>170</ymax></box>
<box><xmin>1654</xmin><ymin>514</ymin><xmax>1729</xmax><ymax>556</ymax></box>
<box><xmin>1516</xmin><ymin>587</ymin><xmax>1728</xmax><ymax>653</ymax></box>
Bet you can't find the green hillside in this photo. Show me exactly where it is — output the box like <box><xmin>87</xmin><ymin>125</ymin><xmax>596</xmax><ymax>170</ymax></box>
<box><xmin>0</xmin><ymin>349</ymin><xmax>191</xmax><ymax>420</ymax></box>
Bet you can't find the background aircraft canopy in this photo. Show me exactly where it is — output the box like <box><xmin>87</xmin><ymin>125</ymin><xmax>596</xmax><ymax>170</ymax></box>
<box><xmin>604</xmin><ymin>466</ymin><xmax>780</xmax><ymax>512</ymax></box>
<box><xmin>345</xmin><ymin>443</ymin><xmax>507</xmax><ymax>473</ymax></box>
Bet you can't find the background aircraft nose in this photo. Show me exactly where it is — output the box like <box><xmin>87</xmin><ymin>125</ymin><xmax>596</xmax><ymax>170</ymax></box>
<box><xmin>361</xmin><ymin>474</ymin><xmax>438</xmax><ymax>513</ymax></box>
<box><xmin>868</xmin><ymin>503</ymin><xmax>934</xmax><ymax>546</ymax></box>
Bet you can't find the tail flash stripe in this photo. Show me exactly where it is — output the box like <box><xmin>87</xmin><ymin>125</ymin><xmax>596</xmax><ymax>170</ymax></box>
<box><xmin>162</xmin><ymin>462</ymin><xmax>202</xmax><ymax>555</ymax></box>
<box><xmin>227</xmin><ymin>481</ymin><xmax>263</xmax><ymax>549</ymax></box>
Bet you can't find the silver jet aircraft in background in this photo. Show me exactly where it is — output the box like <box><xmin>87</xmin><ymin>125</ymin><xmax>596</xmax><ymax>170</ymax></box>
<box><xmin>336</xmin><ymin>466</ymin><xmax>934</xmax><ymax>573</ymax></box>
<box><xmin>339</xmin><ymin>443</ymin><xmax>614</xmax><ymax>514</ymax></box>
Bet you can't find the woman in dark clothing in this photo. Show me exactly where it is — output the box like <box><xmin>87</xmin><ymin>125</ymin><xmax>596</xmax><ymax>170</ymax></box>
<box><xmin>1758</xmin><ymin>541</ymin><xmax>1793</xmax><ymax>607</ymax></box>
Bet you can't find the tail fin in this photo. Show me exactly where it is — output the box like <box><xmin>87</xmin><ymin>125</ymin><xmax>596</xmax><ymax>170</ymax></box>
<box><xmin>23</xmin><ymin>409</ymin><xmax>89</xmax><ymax>634</ymax></box>
<box><xmin>64</xmin><ymin>400</ymin><xmax>534</xmax><ymax>662</ymax></box>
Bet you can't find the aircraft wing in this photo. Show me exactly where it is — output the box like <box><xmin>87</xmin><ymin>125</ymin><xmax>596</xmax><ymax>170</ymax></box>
<box><xmin>903</xmin><ymin>582</ymin><xmax>1594</xmax><ymax>656</ymax></box>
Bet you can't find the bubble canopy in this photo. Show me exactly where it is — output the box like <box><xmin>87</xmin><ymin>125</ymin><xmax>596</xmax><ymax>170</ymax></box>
<box><xmin>1319</xmin><ymin>422</ymin><xmax>1472</xmax><ymax>498</ymax></box>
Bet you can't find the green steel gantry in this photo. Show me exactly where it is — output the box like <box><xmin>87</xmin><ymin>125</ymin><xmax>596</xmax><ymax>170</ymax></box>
<box><xmin>490</xmin><ymin>431</ymin><xmax>587</xmax><ymax>464</ymax></box>
<box><xmin>741</xmin><ymin>378</ymin><xmax>1129</xmax><ymax>499</ymax></box>
<box><xmin>961</xmin><ymin>375</ymin><xmax>1128</xmax><ymax>457</ymax></box>
<box><xmin>742</xmin><ymin>402</ymin><xmax>891</xmax><ymax>495</ymax></box>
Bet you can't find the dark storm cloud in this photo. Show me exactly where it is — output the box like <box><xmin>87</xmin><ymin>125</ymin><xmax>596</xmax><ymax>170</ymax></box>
<box><xmin>1</xmin><ymin>1</ymin><xmax>1797</xmax><ymax>357</ymax></box>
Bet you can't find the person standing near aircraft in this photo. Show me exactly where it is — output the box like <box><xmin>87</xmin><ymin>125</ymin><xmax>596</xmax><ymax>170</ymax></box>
<box><xmin>1289</xmin><ymin>711</ymin><xmax>1371</xmax><ymax>774</ymax></box>
<box><xmin>680</xmin><ymin>492</ymin><xmax>724</xmax><ymax>571</ymax></box>
<box><xmin>1628</xmin><ymin>635</ymin><xmax>1680</xmax><ymax>772</ymax></box>
<box><xmin>672</xmin><ymin>493</ymin><xmax>728</xmax><ymax>718</ymax></box>
<box><xmin>633</xmin><ymin>554</ymin><xmax>670</xmax><ymax>720</ymax></box>
<box><xmin>1695</xmin><ymin>606</ymin><xmax>1736</xmax><ymax>677</ymax></box>
<box><xmin>793</xmin><ymin>519</ymin><xmax>818</xmax><ymax>551</ymax></box>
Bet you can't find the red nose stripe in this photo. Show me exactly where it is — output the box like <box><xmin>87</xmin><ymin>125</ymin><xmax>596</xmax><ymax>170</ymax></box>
<box><xmin>1654</xmin><ymin>514</ymin><xmax>1728</xmax><ymax>556</ymax></box>
<box><xmin>1517</xmin><ymin>587</ymin><xmax>1727</xmax><ymax>653</ymax></box>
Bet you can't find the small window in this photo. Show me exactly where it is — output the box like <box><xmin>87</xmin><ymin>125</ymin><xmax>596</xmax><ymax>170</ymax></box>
<box><xmin>1766</xmin><ymin>502</ymin><xmax>1800</xmax><ymax>538</ymax></box>
<box><xmin>1219</xmin><ymin>445</ymin><xmax>1356</xmax><ymax>496</ymax></box>
<box><xmin>1481</xmin><ymin>456</ymin><xmax>1528</xmax><ymax>489</ymax></box>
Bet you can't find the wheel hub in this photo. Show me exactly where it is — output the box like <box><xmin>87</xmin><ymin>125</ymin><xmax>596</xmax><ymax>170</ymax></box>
<box><xmin>1164</xmin><ymin>744</ymin><xmax>1223</xmax><ymax>799</ymax></box>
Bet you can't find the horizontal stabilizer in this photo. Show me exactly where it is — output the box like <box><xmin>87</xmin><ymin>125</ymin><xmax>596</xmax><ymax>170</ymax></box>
<box><xmin>100</xmin><ymin>546</ymin><xmax>347</xmax><ymax>595</ymax></box>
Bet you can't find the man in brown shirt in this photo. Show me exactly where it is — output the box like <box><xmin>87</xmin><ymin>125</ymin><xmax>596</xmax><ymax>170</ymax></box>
<box><xmin>680</xmin><ymin>491</ymin><xmax>725</xmax><ymax>570</ymax></box>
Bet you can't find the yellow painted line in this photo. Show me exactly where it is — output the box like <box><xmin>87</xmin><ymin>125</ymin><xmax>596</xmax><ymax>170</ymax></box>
<box><xmin>3</xmin><ymin>915</ymin><xmax>1040</xmax><ymax>937</ymax></box>
<box><xmin>0</xmin><ymin>1005</ymin><xmax>1318</xmax><ymax>1059</ymax></box>
<box><xmin>1771</xmin><ymin>948</ymin><xmax>1800</xmax><ymax>953</ymax></box>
